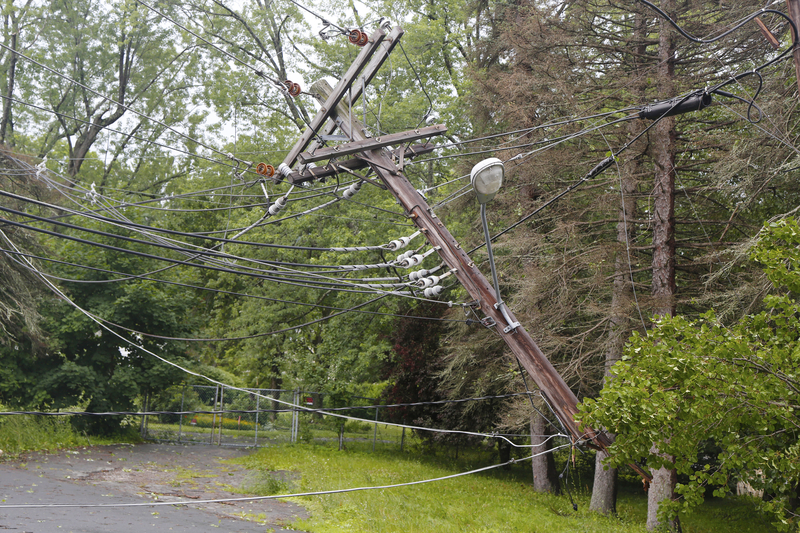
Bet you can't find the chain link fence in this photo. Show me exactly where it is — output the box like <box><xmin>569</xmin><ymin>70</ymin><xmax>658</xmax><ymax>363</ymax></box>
<box><xmin>142</xmin><ymin>384</ymin><xmax>410</xmax><ymax>451</ymax></box>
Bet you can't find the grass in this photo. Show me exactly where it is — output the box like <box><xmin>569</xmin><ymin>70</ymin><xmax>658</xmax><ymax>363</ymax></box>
<box><xmin>0</xmin><ymin>414</ymin><xmax>139</xmax><ymax>459</ymax></box>
<box><xmin>230</xmin><ymin>441</ymin><xmax>780</xmax><ymax>533</ymax></box>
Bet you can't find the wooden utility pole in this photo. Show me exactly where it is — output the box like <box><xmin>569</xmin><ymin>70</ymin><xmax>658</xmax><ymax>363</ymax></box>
<box><xmin>278</xmin><ymin>25</ymin><xmax>649</xmax><ymax>480</ymax></box>
<box><xmin>307</xmin><ymin>82</ymin><xmax>605</xmax><ymax>450</ymax></box>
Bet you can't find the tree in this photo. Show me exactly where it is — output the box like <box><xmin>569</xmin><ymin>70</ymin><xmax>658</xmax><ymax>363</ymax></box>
<box><xmin>579</xmin><ymin>217</ymin><xmax>800</xmax><ymax>530</ymax></box>
<box><xmin>0</xmin><ymin>146</ymin><xmax>55</xmax><ymax>406</ymax></box>
<box><xmin>40</xmin><ymin>235</ymin><xmax>199</xmax><ymax>435</ymax></box>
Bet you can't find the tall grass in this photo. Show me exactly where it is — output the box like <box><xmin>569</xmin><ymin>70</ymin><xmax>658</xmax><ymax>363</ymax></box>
<box><xmin>232</xmin><ymin>442</ymin><xmax>779</xmax><ymax>533</ymax></box>
<box><xmin>0</xmin><ymin>414</ymin><xmax>139</xmax><ymax>458</ymax></box>
<box><xmin>0</xmin><ymin>415</ymin><xmax>87</xmax><ymax>456</ymax></box>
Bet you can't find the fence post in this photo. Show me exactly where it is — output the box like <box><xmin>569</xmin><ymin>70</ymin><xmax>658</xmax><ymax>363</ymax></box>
<box><xmin>254</xmin><ymin>391</ymin><xmax>260</xmax><ymax>447</ymax></box>
<box><xmin>139</xmin><ymin>392</ymin><xmax>148</xmax><ymax>440</ymax></box>
<box><xmin>338</xmin><ymin>421</ymin><xmax>345</xmax><ymax>451</ymax></box>
<box><xmin>291</xmin><ymin>388</ymin><xmax>299</xmax><ymax>443</ymax></box>
<box><xmin>400</xmin><ymin>424</ymin><xmax>405</xmax><ymax>452</ymax></box>
<box><xmin>210</xmin><ymin>385</ymin><xmax>218</xmax><ymax>445</ymax></box>
<box><xmin>372</xmin><ymin>405</ymin><xmax>380</xmax><ymax>452</ymax></box>
<box><xmin>178</xmin><ymin>383</ymin><xmax>185</xmax><ymax>444</ymax></box>
<box><xmin>218</xmin><ymin>386</ymin><xmax>225</xmax><ymax>445</ymax></box>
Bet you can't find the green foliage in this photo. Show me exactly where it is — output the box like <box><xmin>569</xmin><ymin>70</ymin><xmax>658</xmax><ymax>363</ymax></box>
<box><xmin>578</xmin><ymin>218</ymin><xmax>800</xmax><ymax>529</ymax></box>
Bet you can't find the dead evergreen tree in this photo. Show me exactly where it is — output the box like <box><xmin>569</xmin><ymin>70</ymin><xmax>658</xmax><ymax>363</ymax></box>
<box><xmin>457</xmin><ymin>0</ymin><xmax>800</xmax><ymax>525</ymax></box>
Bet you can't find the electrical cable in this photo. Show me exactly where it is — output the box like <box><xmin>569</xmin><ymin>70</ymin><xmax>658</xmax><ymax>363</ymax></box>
<box><xmin>2</xmin><ymin>186</ymin><xmax>420</xmax><ymax>253</ymax></box>
<box><xmin>0</xmin><ymin>244</ymin><xmax>471</xmax><ymax>324</ymax></box>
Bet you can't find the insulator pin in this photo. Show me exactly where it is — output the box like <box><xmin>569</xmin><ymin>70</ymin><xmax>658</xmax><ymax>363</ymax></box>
<box><xmin>278</xmin><ymin>163</ymin><xmax>292</xmax><ymax>177</ymax></box>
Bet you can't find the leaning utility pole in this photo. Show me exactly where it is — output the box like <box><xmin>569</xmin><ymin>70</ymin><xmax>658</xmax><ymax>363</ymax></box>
<box><xmin>275</xmin><ymin>25</ymin><xmax>647</xmax><ymax>479</ymax></box>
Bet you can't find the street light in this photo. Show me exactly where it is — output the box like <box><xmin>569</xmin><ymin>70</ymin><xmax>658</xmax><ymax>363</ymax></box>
<box><xmin>470</xmin><ymin>157</ymin><xmax>504</xmax><ymax>205</ymax></box>
<box><xmin>471</xmin><ymin>158</ymin><xmax>519</xmax><ymax>332</ymax></box>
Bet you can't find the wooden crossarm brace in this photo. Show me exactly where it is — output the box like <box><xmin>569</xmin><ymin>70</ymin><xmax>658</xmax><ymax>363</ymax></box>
<box><xmin>297</xmin><ymin>125</ymin><xmax>446</xmax><ymax>164</ymax></box>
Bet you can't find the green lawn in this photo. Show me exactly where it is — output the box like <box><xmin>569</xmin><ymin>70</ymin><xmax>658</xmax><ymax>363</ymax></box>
<box><xmin>230</xmin><ymin>442</ymin><xmax>779</xmax><ymax>533</ymax></box>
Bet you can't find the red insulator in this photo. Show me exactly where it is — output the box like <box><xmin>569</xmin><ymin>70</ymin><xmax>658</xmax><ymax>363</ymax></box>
<box><xmin>357</xmin><ymin>31</ymin><xmax>368</xmax><ymax>46</ymax></box>
<box><xmin>348</xmin><ymin>29</ymin><xmax>361</xmax><ymax>44</ymax></box>
<box><xmin>283</xmin><ymin>80</ymin><xmax>301</xmax><ymax>97</ymax></box>
<box><xmin>256</xmin><ymin>163</ymin><xmax>275</xmax><ymax>177</ymax></box>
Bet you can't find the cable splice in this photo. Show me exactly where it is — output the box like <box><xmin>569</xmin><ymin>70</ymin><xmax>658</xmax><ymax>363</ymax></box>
<box><xmin>638</xmin><ymin>92</ymin><xmax>712</xmax><ymax>120</ymax></box>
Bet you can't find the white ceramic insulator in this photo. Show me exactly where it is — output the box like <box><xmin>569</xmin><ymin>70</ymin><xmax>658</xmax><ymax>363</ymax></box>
<box><xmin>388</xmin><ymin>235</ymin><xmax>412</xmax><ymax>251</ymax></box>
<box><xmin>408</xmin><ymin>269</ymin><xmax>429</xmax><ymax>281</ymax></box>
<box><xmin>343</xmin><ymin>182</ymin><xmax>362</xmax><ymax>200</ymax></box>
<box><xmin>278</xmin><ymin>163</ymin><xmax>292</xmax><ymax>177</ymax></box>
<box><xmin>424</xmin><ymin>285</ymin><xmax>443</xmax><ymax>298</ymax></box>
<box><xmin>417</xmin><ymin>275</ymin><xmax>440</xmax><ymax>288</ymax></box>
<box><xmin>268</xmin><ymin>196</ymin><xmax>287</xmax><ymax>215</ymax></box>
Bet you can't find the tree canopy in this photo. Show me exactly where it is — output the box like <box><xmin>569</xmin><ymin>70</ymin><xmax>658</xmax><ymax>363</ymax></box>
<box><xmin>579</xmin><ymin>218</ymin><xmax>800</xmax><ymax>529</ymax></box>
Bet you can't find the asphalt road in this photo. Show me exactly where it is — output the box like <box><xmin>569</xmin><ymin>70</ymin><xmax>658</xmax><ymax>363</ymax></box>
<box><xmin>0</xmin><ymin>443</ymin><xmax>309</xmax><ymax>533</ymax></box>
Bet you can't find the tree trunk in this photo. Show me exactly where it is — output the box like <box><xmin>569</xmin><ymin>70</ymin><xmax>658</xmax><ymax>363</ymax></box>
<box><xmin>0</xmin><ymin>29</ymin><xmax>17</xmax><ymax>144</ymax></box>
<box><xmin>590</xmin><ymin>9</ymin><xmax>646</xmax><ymax>514</ymax></box>
<box><xmin>530</xmin><ymin>408</ymin><xmax>560</xmax><ymax>494</ymax></box>
<box><xmin>648</xmin><ymin>1</ymin><xmax>680</xmax><ymax>530</ymax></box>
<box><xmin>590</xmin><ymin>436</ymin><xmax>618</xmax><ymax>514</ymax></box>
<box><xmin>647</xmin><ymin>447</ymin><xmax>680</xmax><ymax>531</ymax></box>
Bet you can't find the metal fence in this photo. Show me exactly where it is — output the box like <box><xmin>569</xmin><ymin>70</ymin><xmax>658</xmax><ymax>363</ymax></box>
<box><xmin>141</xmin><ymin>384</ymin><xmax>410</xmax><ymax>451</ymax></box>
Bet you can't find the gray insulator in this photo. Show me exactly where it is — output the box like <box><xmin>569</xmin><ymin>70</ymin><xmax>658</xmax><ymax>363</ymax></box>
<box><xmin>278</xmin><ymin>163</ymin><xmax>292</xmax><ymax>177</ymax></box>
<box><xmin>407</xmin><ymin>254</ymin><xmax>424</xmax><ymax>267</ymax></box>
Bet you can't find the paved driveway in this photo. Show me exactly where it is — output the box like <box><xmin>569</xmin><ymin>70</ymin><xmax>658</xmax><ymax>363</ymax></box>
<box><xmin>0</xmin><ymin>443</ymin><xmax>309</xmax><ymax>532</ymax></box>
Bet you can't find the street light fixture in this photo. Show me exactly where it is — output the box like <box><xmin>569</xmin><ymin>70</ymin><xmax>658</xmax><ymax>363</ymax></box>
<box><xmin>471</xmin><ymin>158</ymin><xmax>519</xmax><ymax>332</ymax></box>
<box><xmin>470</xmin><ymin>157</ymin><xmax>504</xmax><ymax>205</ymax></box>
